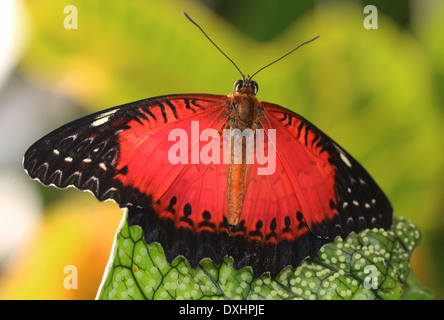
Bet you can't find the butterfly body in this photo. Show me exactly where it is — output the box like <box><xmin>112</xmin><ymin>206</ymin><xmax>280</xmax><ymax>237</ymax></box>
<box><xmin>226</xmin><ymin>78</ymin><xmax>261</xmax><ymax>225</ymax></box>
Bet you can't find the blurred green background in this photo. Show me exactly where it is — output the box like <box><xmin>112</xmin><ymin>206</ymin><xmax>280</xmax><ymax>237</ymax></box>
<box><xmin>0</xmin><ymin>0</ymin><xmax>443</xmax><ymax>299</ymax></box>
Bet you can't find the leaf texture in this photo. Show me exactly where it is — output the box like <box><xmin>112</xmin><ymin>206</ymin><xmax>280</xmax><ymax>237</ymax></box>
<box><xmin>97</xmin><ymin>215</ymin><xmax>430</xmax><ymax>300</ymax></box>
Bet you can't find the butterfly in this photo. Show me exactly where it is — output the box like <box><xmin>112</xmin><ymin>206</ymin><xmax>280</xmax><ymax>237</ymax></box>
<box><xmin>23</xmin><ymin>13</ymin><xmax>392</xmax><ymax>278</ymax></box>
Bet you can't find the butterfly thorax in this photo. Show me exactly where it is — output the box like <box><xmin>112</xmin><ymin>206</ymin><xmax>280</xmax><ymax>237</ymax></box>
<box><xmin>228</xmin><ymin>77</ymin><xmax>260</xmax><ymax>130</ymax></box>
<box><xmin>226</xmin><ymin>79</ymin><xmax>261</xmax><ymax>226</ymax></box>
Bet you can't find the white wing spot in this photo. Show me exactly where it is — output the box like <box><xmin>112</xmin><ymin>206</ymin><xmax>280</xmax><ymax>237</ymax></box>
<box><xmin>64</xmin><ymin>157</ymin><xmax>73</xmax><ymax>162</ymax></box>
<box><xmin>333</xmin><ymin>143</ymin><xmax>352</xmax><ymax>168</ymax></box>
<box><xmin>340</xmin><ymin>152</ymin><xmax>352</xmax><ymax>168</ymax></box>
<box><xmin>91</xmin><ymin>116</ymin><xmax>111</xmax><ymax>127</ymax></box>
<box><xmin>343</xmin><ymin>202</ymin><xmax>349</xmax><ymax>209</ymax></box>
<box><xmin>91</xmin><ymin>109</ymin><xmax>118</xmax><ymax>127</ymax></box>
<box><xmin>99</xmin><ymin>163</ymin><xmax>107</xmax><ymax>170</ymax></box>
<box><xmin>99</xmin><ymin>109</ymin><xmax>118</xmax><ymax>117</ymax></box>
<box><xmin>365</xmin><ymin>203</ymin><xmax>371</xmax><ymax>209</ymax></box>
<box><xmin>83</xmin><ymin>158</ymin><xmax>92</xmax><ymax>163</ymax></box>
<box><xmin>352</xmin><ymin>200</ymin><xmax>359</xmax><ymax>206</ymax></box>
<box><xmin>53</xmin><ymin>149</ymin><xmax>60</xmax><ymax>156</ymax></box>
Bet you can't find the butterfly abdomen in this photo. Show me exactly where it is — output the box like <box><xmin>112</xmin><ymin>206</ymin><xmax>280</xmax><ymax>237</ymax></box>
<box><xmin>227</xmin><ymin>155</ymin><xmax>246</xmax><ymax>226</ymax></box>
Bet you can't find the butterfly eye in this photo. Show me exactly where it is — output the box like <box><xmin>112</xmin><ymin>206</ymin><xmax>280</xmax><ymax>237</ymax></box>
<box><xmin>251</xmin><ymin>81</ymin><xmax>258</xmax><ymax>94</ymax></box>
<box><xmin>234</xmin><ymin>80</ymin><xmax>244</xmax><ymax>92</ymax></box>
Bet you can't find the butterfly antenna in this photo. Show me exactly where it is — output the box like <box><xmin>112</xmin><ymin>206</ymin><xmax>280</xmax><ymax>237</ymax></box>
<box><xmin>249</xmin><ymin>35</ymin><xmax>320</xmax><ymax>80</ymax></box>
<box><xmin>184</xmin><ymin>12</ymin><xmax>244</xmax><ymax>78</ymax></box>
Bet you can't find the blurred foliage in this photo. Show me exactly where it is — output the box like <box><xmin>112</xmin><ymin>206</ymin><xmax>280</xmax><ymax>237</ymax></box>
<box><xmin>0</xmin><ymin>195</ymin><xmax>122</xmax><ymax>299</ymax></box>
<box><xmin>203</xmin><ymin>0</ymin><xmax>412</xmax><ymax>42</ymax></box>
<box><xmin>98</xmin><ymin>215</ymin><xmax>432</xmax><ymax>300</ymax></box>
<box><xmin>7</xmin><ymin>0</ymin><xmax>443</xmax><ymax>299</ymax></box>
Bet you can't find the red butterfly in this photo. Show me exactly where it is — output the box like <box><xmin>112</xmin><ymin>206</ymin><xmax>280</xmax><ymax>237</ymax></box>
<box><xmin>23</xmin><ymin>14</ymin><xmax>392</xmax><ymax>278</ymax></box>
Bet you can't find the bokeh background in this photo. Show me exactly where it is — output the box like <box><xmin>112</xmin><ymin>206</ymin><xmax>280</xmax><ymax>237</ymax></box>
<box><xmin>0</xmin><ymin>0</ymin><xmax>443</xmax><ymax>299</ymax></box>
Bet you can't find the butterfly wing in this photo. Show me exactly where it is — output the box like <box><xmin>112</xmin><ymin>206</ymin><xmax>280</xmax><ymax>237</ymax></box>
<box><xmin>24</xmin><ymin>93</ymin><xmax>229</xmax><ymax>207</ymax></box>
<box><xmin>24</xmin><ymin>93</ymin><xmax>237</xmax><ymax>267</ymax></box>
<box><xmin>234</xmin><ymin>101</ymin><xmax>393</xmax><ymax>277</ymax></box>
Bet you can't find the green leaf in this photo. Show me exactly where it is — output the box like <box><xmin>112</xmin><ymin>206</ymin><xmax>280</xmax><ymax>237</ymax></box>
<box><xmin>97</xmin><ymin>214</ymin><xmax>431</xmax><ymax>300</ymax></box>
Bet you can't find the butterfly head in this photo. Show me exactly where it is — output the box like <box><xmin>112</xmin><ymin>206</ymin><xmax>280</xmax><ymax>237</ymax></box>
<box><xmin>233</xmin><ymin>77</ymin><xmax>258</xmax><ymax>96</ymax></box>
